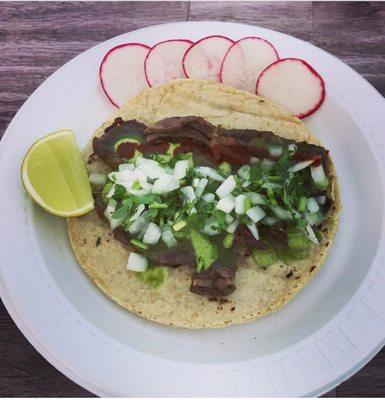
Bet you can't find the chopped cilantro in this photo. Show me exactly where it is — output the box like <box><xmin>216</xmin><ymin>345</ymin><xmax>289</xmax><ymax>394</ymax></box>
<box><xmin>112</xmin><ymin>184</ymin><xmax>127</xmax><ymax>200</ymax></box>
<box><xmin>190</xmin><ymin>230</ymin><xmax>218</xmax><ymax>272</ymax></box>
<box><xmin>99</xmin><ymin>136</ymin><xmax>330</xmax><ymax>273</ymax></box>
<box><xmin>249</xmin><ymin>163</ymin><xmax>263</xmax><ymax>182</ymax></box>
<box><xmin>132</xmin><ymin>193</ymin><xmax>160</xmax><ymax>204</ymax></box>
<box><xmin>147</xmin><ymin>208</ymin><xmax>159</xmax><ymax>219</ymax></box>
<box><xmin>272</xmin><ymin>146</ymin><xmax>292</xmax><ymax>177</ymax></box>
<box><xmin>210</xmin><ymin>209</ymin><xmax>228</xmax><ymax>230</ymax></box>
<box><xmin>112</xmin><ymin>198</ymin><xmax>133</xmax><ymax>219</ymax></box>
<box><xmin>152</xmin><ymin>153</ymin><xmax>172</xmax><ymax>164</ymax></box>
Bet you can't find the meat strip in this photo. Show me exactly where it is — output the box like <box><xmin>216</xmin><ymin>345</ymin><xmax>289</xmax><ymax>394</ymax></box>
<box><xmin>190</xmin><ymin>263</ymin><xmax>236</xmax><ymax>297</ymax></box>
<box><xmin>145</xmin><ymin>116</ymin><xmax>216</xmax><ymax>147</ymax></box>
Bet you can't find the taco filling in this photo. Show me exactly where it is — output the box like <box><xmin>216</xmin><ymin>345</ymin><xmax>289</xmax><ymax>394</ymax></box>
<box><xmin>90</xmin><ymin>116</ymin><xmax>333</xmax><ymax>298</ymax></box>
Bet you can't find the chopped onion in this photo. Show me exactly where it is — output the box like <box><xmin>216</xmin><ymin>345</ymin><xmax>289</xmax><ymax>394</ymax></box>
<box><xmin>307</xmin><ymin>197</ymin><xmax>320</xmax><ymax>214</ymax></box>
<box><xmin>306</xmin><ymin>224</ymin><xmax>319</xmax><ymax>244</ymax></box>
<box><xmin>311</xmin><ymin>163</ymin><xmax>329</xmax><ymax>190</ymax></box>
<box><xmin>226</xmin><ymin>218</ymin><xmax>239</xmax><ymax>233</ymax></box>
<box><xmin>262</xmin><ymin>181</ymin><xmax>282</xmax><ymax>190</ymax></box>
<box><xmin>237</xmin><ymin>165</ymin><xmax>250</xmax><ymax>180</ymax></box>
<box><xmin>174</xmin><ymin>160</ymin><xmax>189</xmax><ymax>180</ymax></box>
<box><xmin>261</xmin><ymin>159</ymin><xmax>275</xmax><ymax>172</ymax></box>
<box><xmin>263</xmin><ymin>216</ymin><xmax>279</xmax><ymax>225</ymax></box>
<box><xmin>195</xmin><ymin>166</ymin><xmax>225</xmax><ymax>182</ymax></box>
<box><xmin>107</xmin><ymin>184</ymin><xmax>116</xmax><ymax>199</ymax></box>
<box><xmin>247</xmin><ymin>223</ymin><xmax>259</xmax><ymax>241</ymax></box>
<box><xmin>119</xmin><ymin>181</ymin><xmax>133</xmax><ymax>192</ymax></box>
<box><xmin>129</xmin><ymin>204</ymin><xmax>145</xmax><ymax>221</ymax></box>
<box><xmin>137</xmin><ymin>222</ymin><xmax>149</xmax><ymax>240</ymax></box>
<box><xmin>143</xmin><ymin>223</ymin><xmax>161</xmax><ymax>244</ymax></box>
<box><xmin>181</xmin><ymin>186</ymin><xmax>196</xmax><ymax>203</ymax></box>
<box><xmin>246</xmin><ymin>205</ymin><xmax>266</xmax><ymax>223</ymax></box>
<box><xmin>268</xmin><ymin>145</ymin><xmax>283</xmax><ymax>158</ymax></box>
<box><xmin>126</xmin><ymin>252</ymin><xmax>148</xmax><ymax>272</ymax></box>
<box><xmin>161</xmin><ymin>229</ymin><xmax>177</xmax><ymax>248</ymax></box>
<box><xmin>246</xmin><ymin>192</ymin><xmax>267</xmax><ymax>205</ymax></box>
<box><xmin>202</xmin><ymin>193</ymin><xmax>215</xmax><ymax>203</ymax></box>
<box><xmin>288</xmin><ymin>159</ymin><xmax>315</xmax><ymax>173</ymax></box>
<box><xmin>271</xmin><ymin>206</ymin><xmax>293</xmax><ymax>220</ymax></box>
<box><xmin>225</xmin><ymin>214</ymin><xmax>234</xmax><ymax>224</ymax></box>
<box><xmin>235</xmin><ymin>194</ymin><xmax>247</xmax><ymax>215</ymax></box>
<box><xmin>304</xmin><ymin>210</ymin><xmax>324</xmax><ymax>226</ymax></box>
<box><xmin>88</xmin><ymin>173</ymin><xmax>106</xmax><ymax>188</ymax></box>
<box><xmin>104</xmin><ymin>199</ymin><xmax>124</xmax><ymax>229</ymax></box>
<box><xmin>189</xmin><ymin>207</ymin><xmax>198</xmax><ymax>215</ymax></box>
<box><xmin>315</xmin><ymin>195</ymin><xmax>326</xmax><ymax>205</ymax></box>
<box><xmin>202</xmin><ymin>217</ymin><xmax>220</xmax><ymax>236</ymax></box>
<box><xmin>288</xmin><ymin>144</ymin><xmax>297</xmax><ymax>154</ymax></box>
<box><xmin>215</xmin><ymin>175</ymin><xmax>236</xmax><ymax>198</ymax></box>
<box><xmin>107</xmin><ymin>172</ymin><xmax>118</xmax><ymax>182</ymax></box>
<box><xmin>193</xmin><ymin>178</ymin><xmax>200</xmax><ymax>187</ymax></box>
<box><xmin>152</xmin><ymin>174</ymin><xmax>180</xmax><ymax>194</ymax></box>
<box><xmin>118</xmin><ymin>169</ymin><xmax>136</xmax><ymax>182</ymax></box>
<box><xmin>292</xmin><ymin>209</ymin><xmax>302</xmax><ymax>219</ymax></box>
<box><xmin>216</xmin><ymin>194</ymin><xmax>235</xmax><ymax>213</ymax></box>
<box><xmin>118</xmin><ymin>163</ymin><xmax>135</xmax><ymax>172</ymax></box>
<box><xmin>104</xmin><ymin>199</ymin><xmax>116</xmax><ymax>226</ymax></box>
<box><xmin>136</xmin><ymin>157</ymin><xmax>165</xmax><ymax>179</ymax></box>
<box><xmin>134</xmin><ymin>169</ymin><xmax>149</xmax><ymax>189</ymax></box>
<box><xmin>109</xmin><ymin>217</ymin><xmax>123</xmax><ymax>230</ymax></box>
<box><xmin>128</xmin><ymin>212</ymin><xmax>148</xmax><ymax>235</ymax></box>
<box><xmin>242</xmin><ymin>180</ymin><xmax>251</xmax><ymax>188</ymax></box>
<box><xmin>195</xmin><ymin>178</ymin><xmax>208</xmax><ymax>198</ymax></box>
<box><xmin>250</xmin><ymin>157</ymin><xmax>261</xmax><ymax>164</ymax></box>
<box><xmin>104</xmin><ymin>198</ymin><xmax>116</xmax><ymax>215</ymax></box>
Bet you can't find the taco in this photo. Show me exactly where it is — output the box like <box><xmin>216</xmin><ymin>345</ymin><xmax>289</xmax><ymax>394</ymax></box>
<box><xmin>67</xmin><ymin>79</ymin><xmax>340</xmax><ymax>328</ymax></box>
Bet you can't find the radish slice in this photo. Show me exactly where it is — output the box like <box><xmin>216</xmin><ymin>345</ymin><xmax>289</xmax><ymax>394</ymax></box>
<box><xmin>220</xmin><ymin>36</ymin><xmax>279</xmax><ymax>92</ymax></box>
<box><xmin>182</xmin><ymin>35</ymin><xmax>234</xmax><ymax>81</ymax></box>
<box><xmin>256</xmin><ymin>58</ymin><xmax>325</xmax><ymax>119</ymax></box>
<box><xmin>144</xmin><ymin>39</ymin><xmax>193</xmax><ymax>87</ymax></box>
<box><xmin>99</xmin><ymin>43</ymin><xmax>151</xmax><ymax>107</ymax></box>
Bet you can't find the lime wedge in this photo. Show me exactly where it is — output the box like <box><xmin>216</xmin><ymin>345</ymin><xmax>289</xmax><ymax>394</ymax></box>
<box><xmin>21</xmin><ymin>130</ymin><xmax>94</xmax><ymax>217</ymax></box>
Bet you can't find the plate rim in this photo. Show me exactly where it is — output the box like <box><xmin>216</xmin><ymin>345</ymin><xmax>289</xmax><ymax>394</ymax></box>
<box><xmin>1</xmin><ymin>20</ymin><xmax>385</xmax><ymax>397</ymax></box>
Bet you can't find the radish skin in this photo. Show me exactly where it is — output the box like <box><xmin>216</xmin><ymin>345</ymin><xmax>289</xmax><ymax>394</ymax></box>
<box><xmin>220</xmin><ymin>36</ymin><xmax>279</xmax><ymax>92</ymax></box>
<box><xmin>182</xmin><ymin>35</ymin><xmax>234</xmax><ymax>81</ymax></box>
<box><xmin>144</xmin><ymin>39</ymin><xmax>193</xmax><ymax>87</ymax></box>
<box><xmin>256</xmin><ymin>58</ymin><xmax>325</xmax><ymax>119</ymax></box>
<box><xmin>99</xmin><ymin>43</ymin><xmax>151</xmax><ymax>108</ymax></box>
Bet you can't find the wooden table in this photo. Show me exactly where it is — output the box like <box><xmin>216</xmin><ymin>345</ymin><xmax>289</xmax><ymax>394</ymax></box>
<box><xmin>1</xmin><ymin>2</ymin><xmax>384</xmax><ymax>397</ymax></box>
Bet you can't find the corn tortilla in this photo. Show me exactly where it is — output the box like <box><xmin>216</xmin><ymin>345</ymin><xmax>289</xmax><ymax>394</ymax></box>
<box><xmin>67</xmin><ymin>79</ymin><xmax>340</xmax><ymax>328</ymax></box>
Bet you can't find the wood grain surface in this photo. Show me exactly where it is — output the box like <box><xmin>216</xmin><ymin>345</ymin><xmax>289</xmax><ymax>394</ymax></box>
<box><xmin>1</xmin><ymin>1</ymin><xmax>384</xmax><ymax>397</ymax></box>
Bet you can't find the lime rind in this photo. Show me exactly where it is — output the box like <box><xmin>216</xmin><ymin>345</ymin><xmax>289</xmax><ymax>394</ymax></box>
<box><xmin>21</xmin><ymin>130</ymin><xmax>94</xmax><ymax>217</ymax></box>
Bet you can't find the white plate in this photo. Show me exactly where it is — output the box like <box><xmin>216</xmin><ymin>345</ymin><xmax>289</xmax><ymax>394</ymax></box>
<box><xmin>1</xmin><ymin>21</ymin><xmax>385</xmax><ymax>397</ymax></box>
